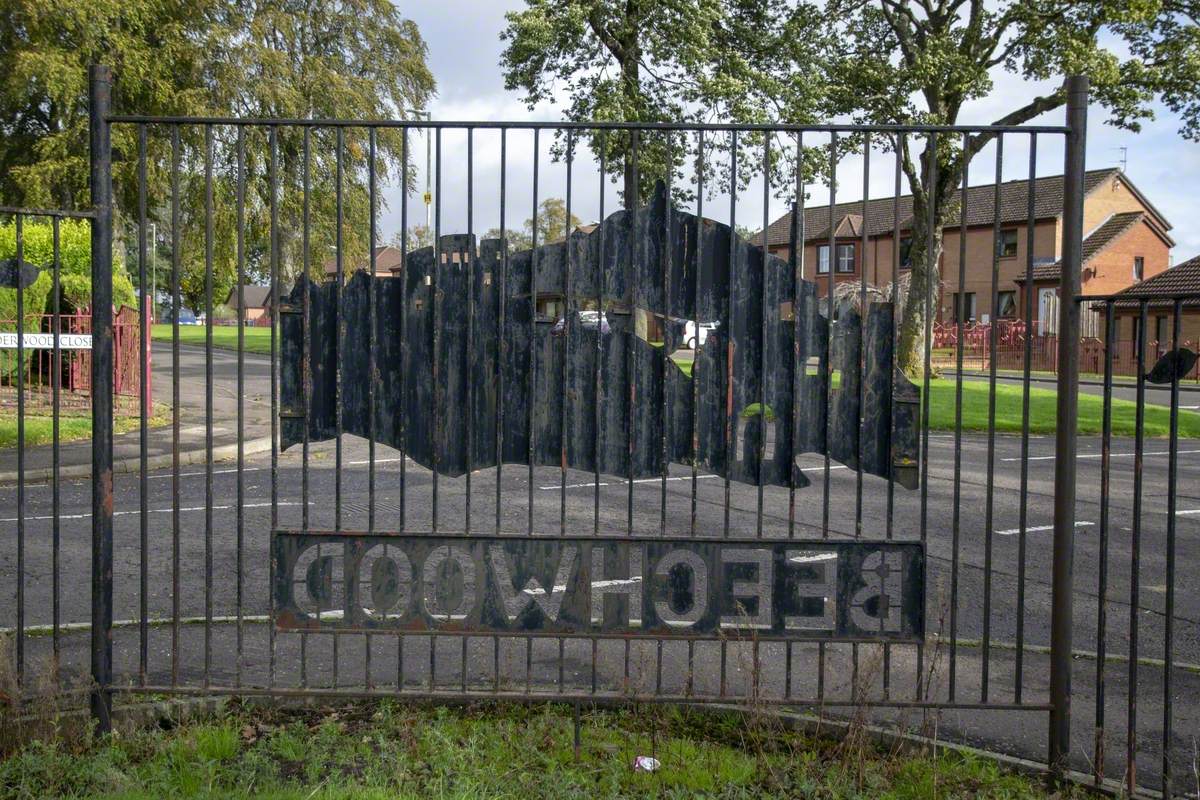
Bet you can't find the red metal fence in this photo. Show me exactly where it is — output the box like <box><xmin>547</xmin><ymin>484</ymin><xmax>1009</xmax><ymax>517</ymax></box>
<box><xmin>933</xmin><ymin>319</ymin><xmax>1200</xmax><ymax>380</ymax></box>
<box><xmin>0</xmin><ymin>305</ymin><xmax>149</xmax><ymax>410</ymax></box>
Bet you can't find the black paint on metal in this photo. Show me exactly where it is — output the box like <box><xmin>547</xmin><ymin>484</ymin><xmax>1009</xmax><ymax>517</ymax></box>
<box><xmin>279</xmin><ymin>183</ymin><xmax>920</xmax><ymax>492</ymax></box>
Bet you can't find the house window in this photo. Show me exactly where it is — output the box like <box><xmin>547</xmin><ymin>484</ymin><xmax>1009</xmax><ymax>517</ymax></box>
<box><xmin>836</xmin><ymin>243</ymin><xmax>855</xmax><ymax>273</ymax></box>
<box><xmin>996</xmin><ymin>290</ymin><xmax>1016</xmax><ymax>318</ymax></box>
<box><xmin>816</xmin><ymin>244</ymin><xmax>830</xmax><ymax>274</ymax></box>
<box><xmin>954</xmin><ymin>292</ymin><xmax>977</xmax><ymax>323</ymax></box>
<box><xmin>1131</xmin><ymin>316</ymin><xmax>1140</xmax><ymax>348</ymax></box>
<box><xmin>997</xmin><ymin>229</ymin><xmax>1019</xmax><ymax>258</ymax></box>
<box><xmin>1155</xmin><ymin>315</ymin><xmax>1167</xmax><ymax>345</ymax></box>
<box><xmin>898</xmin><ymin>237</ymin><xmax>913</xmax><ymax>269</ymax></box>
<box><xmin>1133</xmin><ymin>256</ymin><xmax>1144</xmax><ymax>282</ymax></box>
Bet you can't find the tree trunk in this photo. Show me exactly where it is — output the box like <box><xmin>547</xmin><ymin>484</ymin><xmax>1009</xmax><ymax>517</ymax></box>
<box><xmin>896</xmin><ymin>212</ymin><xmax>945</xmax><ymax>379</ymax></box>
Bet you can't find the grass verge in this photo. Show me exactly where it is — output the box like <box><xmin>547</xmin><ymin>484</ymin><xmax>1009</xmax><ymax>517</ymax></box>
<box><xmin>0</xmin><ymin>408</ymin><xmax>171</xmax><ymax>449</ymax></box>
<box><xmin>671</xmin><ymin>357</ymin><xmax>1200</xmax><ymax>437</ymax></box>
<box><xmin>151</xmin><ymin>323</ymin><xmax>274</xmax><ymax>355</ymax></box>
<box><xmin>0</xmin><ymin>701</ymin><xmax>1080</xmax><ymax>799</ymax></box>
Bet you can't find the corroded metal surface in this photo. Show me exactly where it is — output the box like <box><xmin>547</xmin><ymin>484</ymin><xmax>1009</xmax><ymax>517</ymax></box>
<box><xmin>272</xmin><ymin>530</ymin><xmax>925</xmax><ymax>640</ymax></box>
<box><xmin>279</xmin><ymin>183</ymin><xmax>920</xmax><ymax>490</ymax></box>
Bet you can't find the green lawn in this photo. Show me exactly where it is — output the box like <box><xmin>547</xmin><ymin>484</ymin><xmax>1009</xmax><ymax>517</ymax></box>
<box><xmin>151</xmin><ymin>323</ymin><xmax>275</xmax><ymax>355</ymax></box>
<box><xmin>0</xmin><ymin>409</ymin><xmax>170</xmax><ymax>449</ymax></box>
<box><xmin>670</xmin><ymin>358</ymin><xmax>1200</xmax><ymax>438</ymax></box>
<box><xmin>0</xmin><ymin>702</ymin><xmax>1080</xmax><ymax>799</ymax></box>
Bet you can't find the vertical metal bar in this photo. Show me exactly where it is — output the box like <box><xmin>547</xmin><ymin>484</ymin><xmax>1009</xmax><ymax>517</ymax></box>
<box><xmin>948</xmin><ymin>134</ymin><xmax>970</xmax><ymax>703</ymax></box>
<box><xmin>367</xmin><ymin>127</ymin><xmax>378</xmax><ymax>687</ymax></box>
<box><xmin>203</xmin><ymin>123</ymin><xmax>215</xmax><ymax>688</ymax></box>
<box><xmin>1016</xmin><ymin>135</ymin><xmax>1037</xmax><ymax>701</ymax></box>
<box><xmin>300</xmin><ymin>127</ymin><xmax>312</xmax><ymax>685</ymax></box>
<box><xmin>916</xmin><ymin>132</ymin><xmax>937</xmax><ymax>702</ymax></box>
<box><xmin>466</xmin><ymin>127</ymin><xmax>474</xmax><ymax>534</ymax></box>
<box><xmin>1093</xmin><ymin>299</ymin><xmax>1114</xmax><ymax>785</ymax></box>
<box><xmin>789</xmin><ymin>134</ymin><xmax>803</xmax><ymax>540</ymax></box>
<box><xmin>822</xmin><ymin>133</ymin><xmax>836</xmax><ymax>540</ymax></box>
<box><xmin>268</xmin><ymin>126</ymin><xmax>279</xmax><ymax>689</ymax></box>
<box><xmin>886</xmin><ymin>134</ymin><xmax>901</xmax><ymax>544</ymax></box>
<box><xmin>495</xmin><ymin>128</ymin><xmax>506</xmax><ymax>535</ymax></box>
<box><xmin>1126</xmin><ymin>297</ymin><xmax>1147</xmax><ymax>793</ymax></box>
<box><xmin>723</xmin><ymin>130</ymin><xmax>737</xmax><ymax>540</ymax></box>
<box><xmin>335</xmin><ymin>127</ymin><xmax>344</xmax><ymax>536</ymax></box>
<box><xmin>399</xmin><ymin>128</ymin><xmax>408</xmax><ymax>531</ymax></box>
<box><xmin>88</xmin><ymin>64</ymin><xmax>114</xmax><ymax>732</ymax></box>
<box><xmin>757</xmin><ymin>135</ymin><xmax>769</xmax><ymax>539</ymax></box>
<box><xmin>431</xmin><ymin>128</ymin><xmax>441</xmax><ymax>532</ymax></box>
<box><xmin>660</xmin><ymin>132</ymin><xmax>671</xmax><ymax>538</ymax></box>
<box><xmin>1162</xmin><ymin>298</ymin><xmax>1182</xmax><ymax>798</ymax></box>
<box><xmin>562</xmin><ymin>129</ymin><xmax>574</xmax><ymax>537</ymax></box>
<box><xmin>170</xmin><ymin>124</ymin><xmax>182</xmax><ymax>687</ymax></box>
<box><xmin>856</xmin><ymin>134</ymin><xmax>869</xmax><ymax>539</ymax></box>
<box><xmin>1050</xmin><ymin>74</ymin><xmax>1088</xmax><ymax>777</ymax></box>
<box><xmin>51</xmin><ymin>216</ymin><xmax>62</xmax><ymax>664</ymax></box>
<box><xmin>137</xmin><ymin>124</ymin><xmax>150</xmax><ymax>686</ymax></box>
<box><xmin>595</xmin><ymin>134</ymin><xmax>606</xmax><ymax>537</ymax></box>
<box><xmin>981</xmin><ymin>133</ymin><xmax>1002</xmax><ymax>702</ymax></box>
<box><xmin>629</xmin><ymin>134</ymin><xmax>640</xmax><ymax>538</ymax></box>
<box><xmin>528</xmin><ymin>128</ymin><xmax>539</xmax><ymax>536</ymax></box>
<box><xmin>235</xmin><ymin>126</ymin><xmax>246</xmax><ymax>687</ymax></box>
<box><xmin>690</xmin><ymin>131</ymin><xmax>703</xmax><ymax>538</ymax></box>
<box><xmin>369</xmin><ymin>127</ymin><xmax>378</xmax><ymax>534</ymax></box>
<box><xmin>15</xmin><ymin>211</ymin><xmax>24</xmax><ymax>685</ymax></box>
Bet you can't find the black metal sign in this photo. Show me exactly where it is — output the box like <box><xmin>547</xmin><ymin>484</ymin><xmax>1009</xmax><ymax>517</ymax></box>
<box><xmin>272</xmin><ymin>531</ymin><xmax>924</xmax><ymax>641</ymax></box>
<box><xmin>278</xmin><ymin>183</ymin><xmax>921</xmax><ymax>489</ymax></box>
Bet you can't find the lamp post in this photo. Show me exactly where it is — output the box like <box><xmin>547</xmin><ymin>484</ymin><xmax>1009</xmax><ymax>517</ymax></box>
<box><xmin>406</xmin><ymin>109</ymin><xmax>433</xmax><ymax>232</ymax></box>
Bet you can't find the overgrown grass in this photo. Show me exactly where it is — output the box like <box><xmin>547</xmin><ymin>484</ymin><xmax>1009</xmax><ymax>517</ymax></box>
<box><xmin>0</xmin><ymin>701</ymin><xmax>1079</xmax><ymax>799</ymax></box>
<box><xmin>150</xmin><ymin>323</ymin><xmax>274</xmax><ymax>355</ymax></box>
<box><xmin>671</xmin><ymin>357</ymin><xmax>1200</xmax><ymax>437</ymax></box>
<box><xmin>0</xmin><ymin>408</ymin><xmax>170</xmax><ymax>449</ymax></box>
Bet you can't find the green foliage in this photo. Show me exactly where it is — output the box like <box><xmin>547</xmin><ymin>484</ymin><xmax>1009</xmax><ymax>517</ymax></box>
<box><xmin>776</xmin><ymin>0</ymin><xmax>1200</xmax><ymax>372</ymax></box>
<box><xmin>0</xmin><ymin>218</ymin><xmax>135</xmax><ymax>324</ymax></box>
<box><xmin>500</xmin><ymin>0</ymin><xmax>827</xmax><ymax>205</ymax></box>
<box><xmin>0</xmin><ymin>702</ymin><xmax>1082</xmax><ymax>798</ymax></box>
<box><xmin>483</xmin><ymin>196</ymin><xmax>583</xmax><ymax>252</ymax></box>
<box><xmin>0</xmin><ymin>0</ymin><xmax>436</xmax><ymax>312</ymax></box>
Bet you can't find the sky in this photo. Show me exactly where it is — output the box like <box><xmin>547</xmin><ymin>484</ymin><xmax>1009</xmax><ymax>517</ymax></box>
<box><xmin>382</xmin><ymin>1</ymin><xmax>1200</xmax><ymax>260</ymax></box>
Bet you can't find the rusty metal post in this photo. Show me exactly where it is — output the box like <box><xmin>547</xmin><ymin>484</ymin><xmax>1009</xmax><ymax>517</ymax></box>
<box><xmin>89</xmin><ymin>64</ymin><xmax>114</xmax><ymax>733</ymax></box>
<box><xmin>1049</xmin><ymin>73</ymin><xmax>1088</xmax><ymax>776</ymax></box>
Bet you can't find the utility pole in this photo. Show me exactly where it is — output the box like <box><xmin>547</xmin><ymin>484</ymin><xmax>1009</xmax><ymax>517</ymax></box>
<box><xmin>406</xmin><ymin>109</ymin><xmax>433</xmax><ymax>233</ymax></box>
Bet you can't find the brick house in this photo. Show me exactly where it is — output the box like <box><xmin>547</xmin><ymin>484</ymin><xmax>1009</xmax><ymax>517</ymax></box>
<box><xmin>324</xmin><ymin>245</ymin><xmax>404</xmax><ymax>279</ymax></box>
<box><xmin>754</xmin><ymin>168</ymin><xmax>1173</xmax><ymax>332</ymax></box>
<box><xmin>1098</xmin><ymin>254</ymin><xmax>1200</xmax><ymax>378</ymax></box>
<box><xmin>223</xmin><ymin>284</ymin><xmax>272</xmax><ymax>323</ymax></box>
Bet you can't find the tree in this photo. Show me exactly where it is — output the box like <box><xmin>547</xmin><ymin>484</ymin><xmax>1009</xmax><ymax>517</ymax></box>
<box><xmin>390</xmin><ymin>224</ymin><xmax>435</xmax><ymax>252</ymax></box>
<box><xmin>500</xmin><ymin>0</ymin><xmax>823</xmax><ymax>207</ymax></box>
<box><xmin>0</xmin><ymin>0</ymin><xmax>435</xmax><ymax>311</ymax></box>
<box><xmin>483</xmin><ymin>197</ymin><xmax>583</xmax><ymax>253</ymax></box>
<box><xmin>780</xmin><ymin>0</ymin><xmax>1200</xmax><ymax>375</ymax></box>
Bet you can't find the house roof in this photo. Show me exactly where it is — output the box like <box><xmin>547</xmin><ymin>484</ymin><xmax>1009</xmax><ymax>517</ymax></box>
<box><xmin>224</xmin><ymin>284</ymin><xmax>272</xmax><ymax>310</ymax></box>
<box><xmin>1106</xmin><ymin>255</ymin><xmax>1200</xmax><ymax>308</ymax></box>
<box><xmin>324</xmin><ymin>245</ymin><xmax>404</xmax><ymax>275</ymax></box>
<box><xmin>1016</xmin><ymin>211</ymin><xmax>1148</xmax><ymax>283</ymax></box>
<box><xmin>752</xmin><ymin>168</ymin><xmax>1168</xmax><ymax>248</ymax></box>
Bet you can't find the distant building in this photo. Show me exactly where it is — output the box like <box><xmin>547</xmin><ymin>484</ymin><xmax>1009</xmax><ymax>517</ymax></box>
<box><xmin>324</xmin><ymin>245</ymin><xmax>404</xmax><ymax>279</ymax></box>
<box><xmin>754</xmin><ymin>168</ymin><xmax>1174</xmax><ymax>333</ymax></box>
<box><xmin>224</xmin><ymin>284</ymin><xmax>272</xmax><ymax>322</ymax></box>
<box><xmin>1102</xmin><ymin>254</ymin><xmax>1200</xmax><ymax>375</ymax></box>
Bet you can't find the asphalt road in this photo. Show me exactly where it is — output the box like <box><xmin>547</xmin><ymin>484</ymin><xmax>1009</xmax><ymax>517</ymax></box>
<box><xmin>2</xmin><ymin>341</ymin><xmax>1198</xmax><ymax>792</ymax></box>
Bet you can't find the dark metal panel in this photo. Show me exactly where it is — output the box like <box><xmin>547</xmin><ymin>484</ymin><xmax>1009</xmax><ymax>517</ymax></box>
<box><xmin>272</xmin><ymin>531</ymin><xmax>925</xmax><ymax>641</ymax></box>
<box><xmin>279</xmin><ymin>183</ymin><xmax>919</xmax><ymax>491</ymax></box>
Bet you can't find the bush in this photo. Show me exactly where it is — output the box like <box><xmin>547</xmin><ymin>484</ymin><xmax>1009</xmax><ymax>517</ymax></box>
<box><xmin>0</xmin><ymin>218</ymin><xmax>136</xmax><ymax>324</ymax></box>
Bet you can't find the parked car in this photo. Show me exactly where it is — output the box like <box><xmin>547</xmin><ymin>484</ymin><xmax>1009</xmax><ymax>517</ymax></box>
<box><xmin>551</xmin><ymin>310</ymin><xmax>610</xmax><ymax>336</ymax></box>
<box><xmin>683</xmin><ymin>320</ymin><xmax>719</xmax><ymax>349</ymax></box>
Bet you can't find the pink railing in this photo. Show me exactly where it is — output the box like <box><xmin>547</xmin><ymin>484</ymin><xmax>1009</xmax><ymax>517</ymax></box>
<box><xmin>1</xmin><ymin>305</ymin><xmax>150</xmax><ymax>410</ymax></box>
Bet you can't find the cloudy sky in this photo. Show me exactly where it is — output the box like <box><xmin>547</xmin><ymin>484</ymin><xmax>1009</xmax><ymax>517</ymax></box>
<box><xmin>383</xmin><ymin>1</ymin><xmax>1200</xmax><ymax>260</ymax></box>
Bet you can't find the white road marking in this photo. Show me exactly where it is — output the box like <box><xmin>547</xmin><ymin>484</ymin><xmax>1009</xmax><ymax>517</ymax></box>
<box><xmin>996</xmin><ymin>521</ymin><xmax>1094</xmax><ymax>536</ymax></box>
<box><xmin>1</xmin><ymin>500</ymin><xmax>298</xmax><ymax>523</ymax></box>
<box><xmin>1004</xmin><ymin>449</ymin><xmax>1200</xmax><ymax>462</ymax></box>
<box><xmin>540</xmin><ymin>465</ymin><xmax>847</xmax><ymax>491</ymax></box>
<box><xmin>789</xmin><ymin>552</ymin><xmax>837</xmax><ymax>563</ymax></box>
